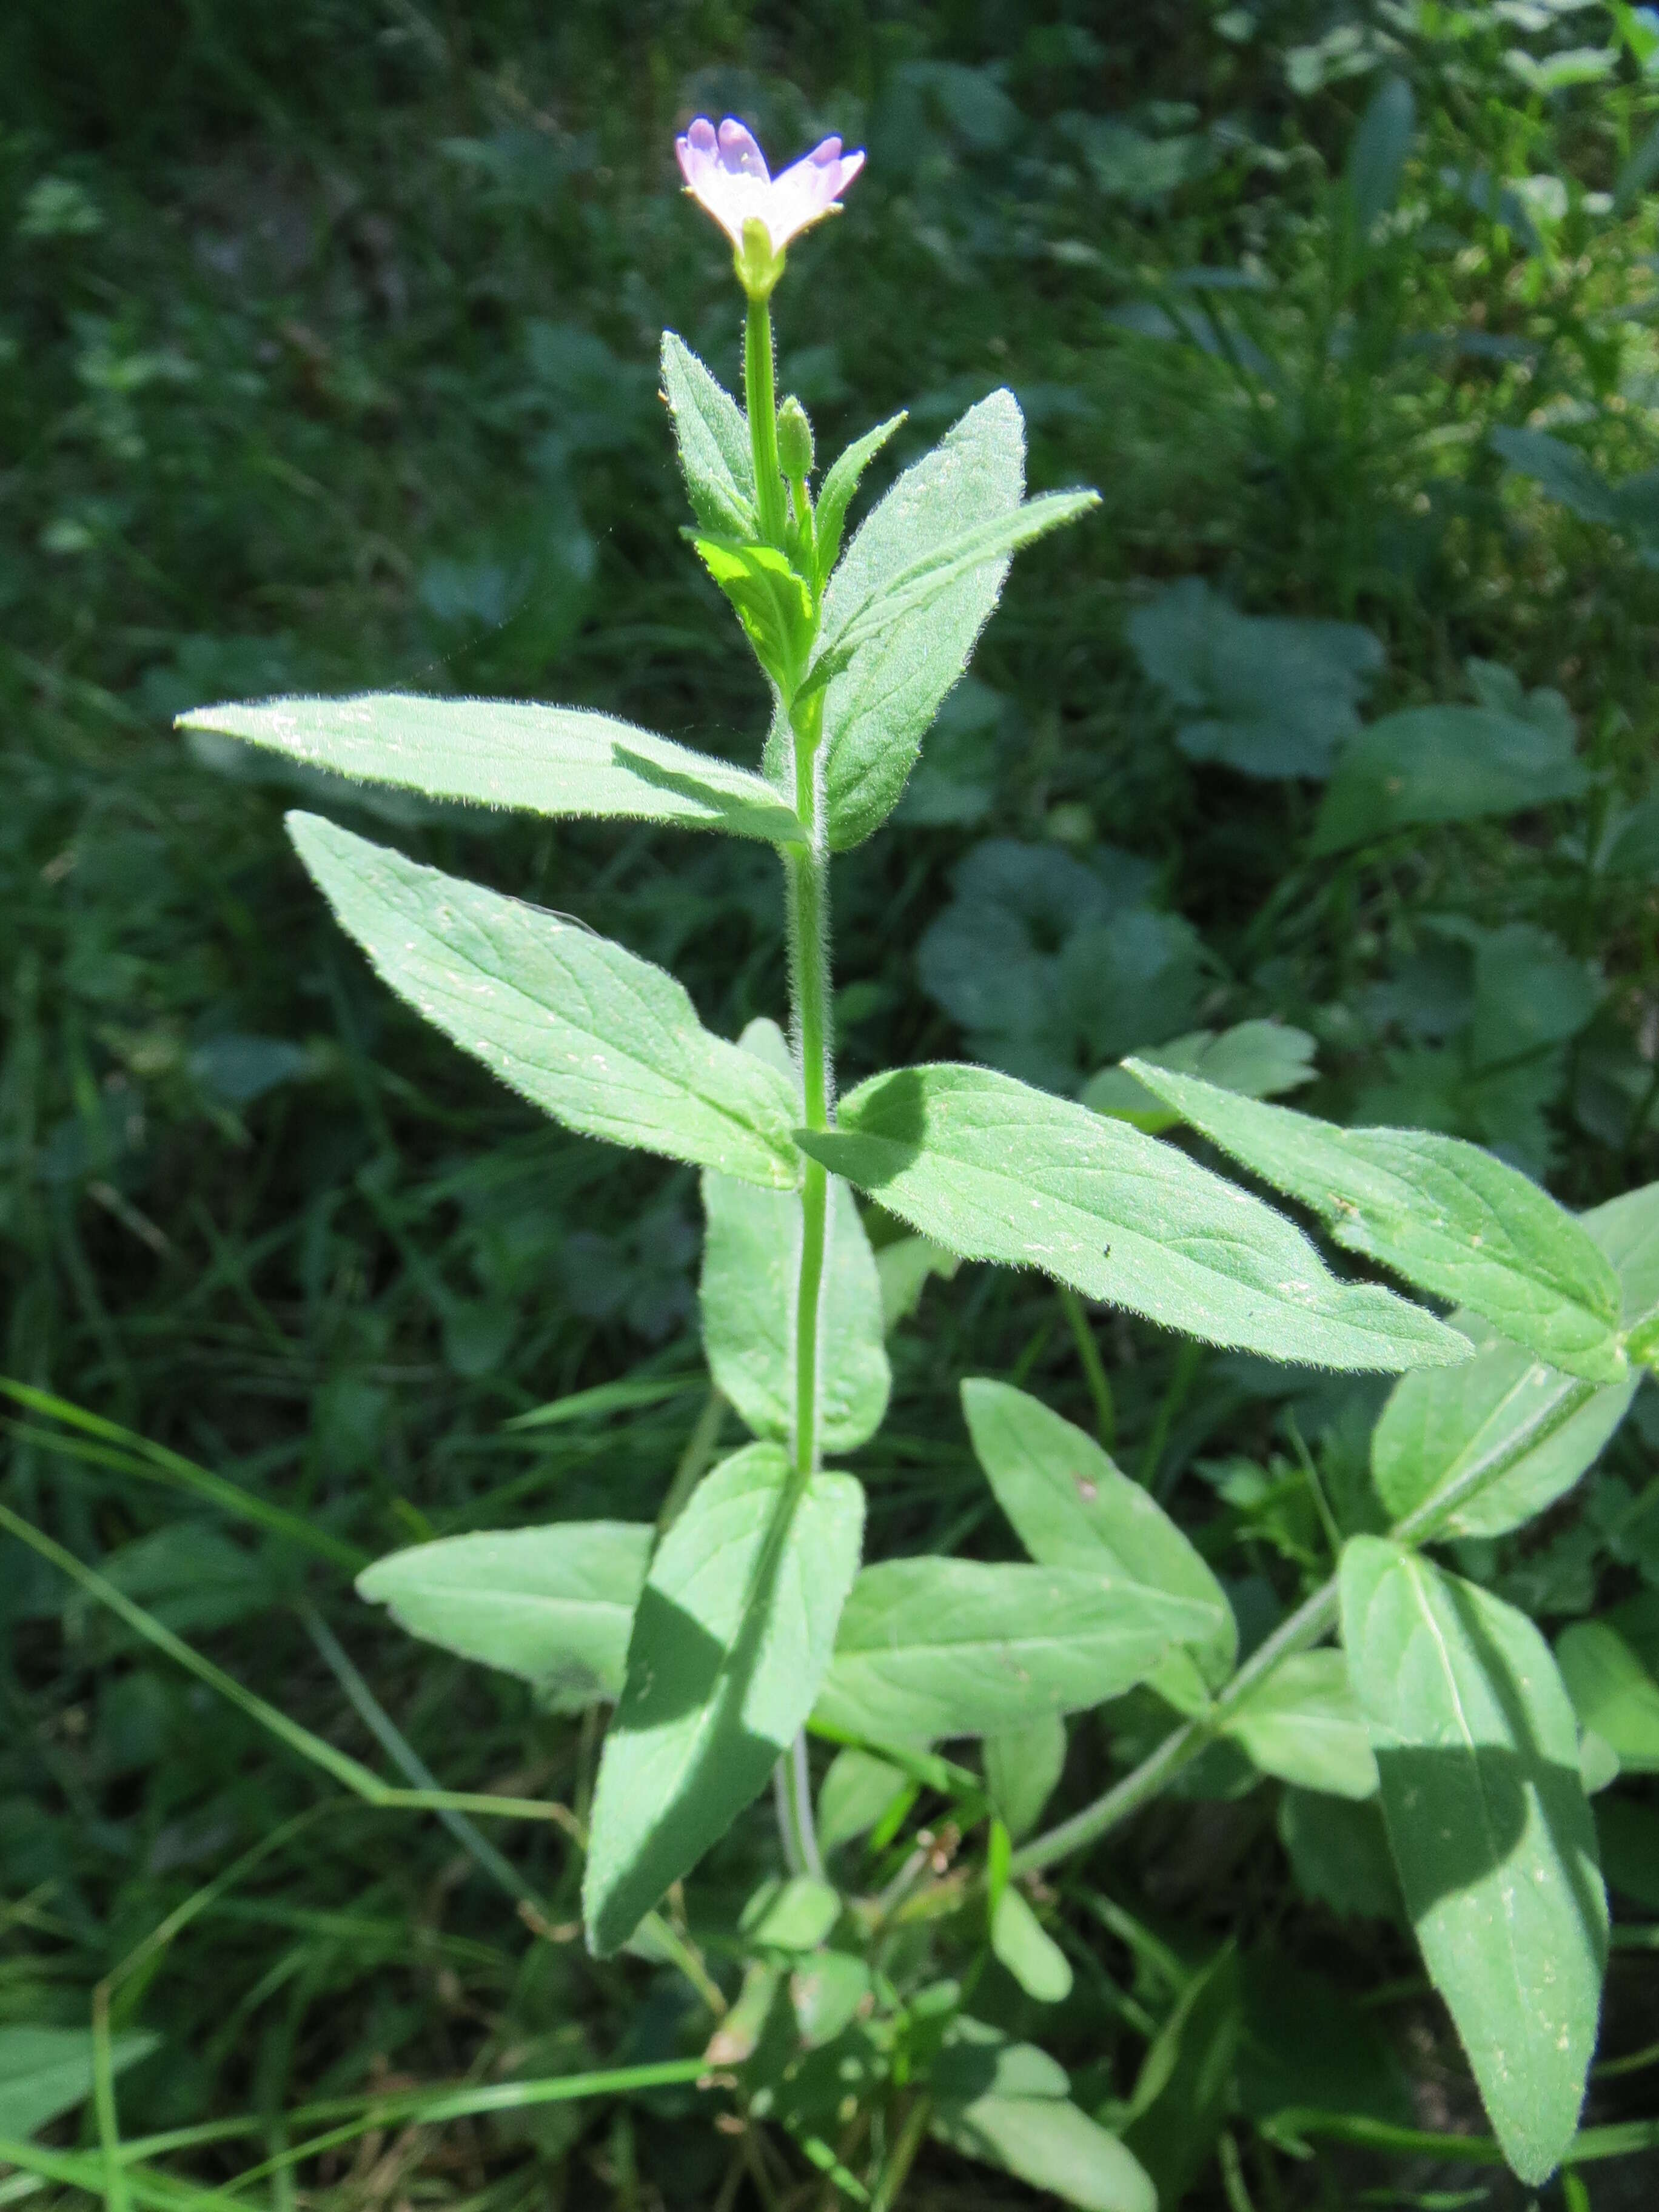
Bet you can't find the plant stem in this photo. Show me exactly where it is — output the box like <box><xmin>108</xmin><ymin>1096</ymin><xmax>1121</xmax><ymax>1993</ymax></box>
<box><xmin>870</xmin><ymin>2096</ymin><xmax>933</xmax><ymax>2212</ymax></box>
<box><xmin>1009</xmin><ymin>1369</ymin><xmax>1601</xmax><ymax>1878</ymax></box>
<box><xmin>745</xmin><ymin>294</ymin><xmax>787</xmax><ymax>547</ymax></box>
<box><xmin>1057</xmin><ymin>1285</ymin><xmax>1116</xmax><ymax>1451</ymax></box>
<box><xmin>755</xmin><ymin>298</ymin><xmax>834</xmax><ymax>1869</ymax></box>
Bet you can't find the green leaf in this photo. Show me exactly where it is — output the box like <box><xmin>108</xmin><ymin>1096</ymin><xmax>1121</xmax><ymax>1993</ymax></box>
<box><xmin>990</xmin><ymin>1885</ymin><xmax>1073</xmax><ymax>2003</ymax></box>
<box><xmin>1123</xmin><ymin>1061</ymin><xmax>1625</xmax><ymax>1382</ymax></box>
<box><xmin>583</xmin><ymin>1443</ymin><xmax>862</xmax><ymax>1955</ymax></box>
<box><xmin>1557</xmin><ymin>1623</ymin><xmax>1659</xmax><ymax>1774</ymax></box>
<box><xmin>931</xmin><ymin>2027</ymin><xmax>1155</xmax><ymax>2212</ymax></box>
<box><xmin>740</xmin><ymin>1875</ymin><xmax>841</xmax><ymax>1952</ymax></box>
<box><xmin>1339</xmin><ymin>1538</ymin><xmax>1608</xmax><ymax>2185</ymax></box>
<box><xmin>815</xmin><ymin>1747</ymin><xmax>910</xmax><ymax>1853</ymax></box>
<box><xmin>1238</xmin><ymin>1956</ymin><xmax>1414</xmax><ymax>2134</ymax></box>
<box><xmin>1345</xmin><ymin>74</ymin><xmax>1414</xmax><ymax>233</ymax></box>
<box><xmin>660</xmin><ymin>332</ymin><xmax>756</xmax><ymax>538</ymax></box>
<box><xmin>1492</xmin><ymin>426</ymin><xmax>1659</xmax><ymax>565</ymax></box>
<box><xmin>1312</xmin><ymin>704</ymin><xmax>1587</xmax><ymax>854</ymax></box>
<box><xmin>813</xmin><ymin>410</ymin><xmax>906</xmax><ymax>588</ymax></box>
<box><xmin>1470</xmin><ymin>922</ymin><xmax>1601</xmax><ymax>1073</ymax></box>
<box><xmin>356</xmin><ymin>1523</ymin><xmax>652</xmax><ymax>1711</ymax></box>
<box><xmin>288</xmin><ymin>813</ymin><xmax>802</xmax><ymax>1189</ymax></box>
<box><xmin>961</xmin><ymin>1378</ymin><xmax>1235</xmax><ymax>1691</ymax></box>
<box><xmin>1601</xmin><ymin>793</ymin><xmax>1659</xmax><ymax>880</ymax></box>
<box><xmin>0</xmin><ymin>2027</ymin><xmax>159</xmax><ymax>2140</ymax></box>
<box><xmin>814</xmin><ymin>1556</ymin><xmax>1221</xmax><ymax>1742</ymax></box>
<box><xmin>807</xmin><ymin>489</ymin><xmax>1099</xmax><ymax>698</ymax></box>
<box><xmin>984</xmin><ymin>1711</ymin><xmax>1067</xmax><ymax>1841</ymax></box>
<box><xmin>934</xmin><ymin>2103</ymin><xmax>1155</xmax><ymax>2212</ymax></box>
<box><xmin>1121</xmin><ymin>1947</ymin><xmax>1243</xmax><ymax>2208</ymax></box>
<box><xmin>1371</xmin><ymin>1183</ymin><xmax>1657</xmax><ymax>1538</ymax></box>
<box><xmin>1127</xmin><ymin>577</ymin><xmax>1383</xmax><ymax>780</ymax></box>
<box><xmin>180</xmin><ymin>694</ymin><xmax>802</xmax><ymax>846</ymax></box>
<box><xmin>796</xmin><ymin>1063</ymin><xmax>1469</xmax><ymax>1372</ymax></box>
<box><xmin>690</xmin><ymin>534</ymin><xmax>816</xmax><ymax>691</ymax></box>
<box><xmin>873</xmin><ymin>1233</ymin><xmax>960</xmax><ymax>1330</ymax></box>
<box><xmin>1221</xmin><ymin>1650</ymin><xmax>1378</xmax><ymax>1800</ymax></box>
<box><xmin>919</xmin><ymin>840</ymin><xmax>1207</xmax><ymax>1096</ymax></box>
<box><xmin>700</xmin><ymin>1024</ymin><xmax>890</xmax><ymax>1453</ymax></box>
<box><xmin>818</xmin><ymin>391</ymin><xmax>1025</xmax><ymax>851</ymax></box>
<box><xmin>1083</xmin><ymin>1019</ymin><xmax>1316</xmax><ymax>1132</ymax></box>
<box><xmin>1278</xmin><ymin>1789</ymin><xmax>1404</xmax><ymax>1921</ymax></box>
<box><xmin>1372</xmin><ymin>1317</ymin><xmax>1635</xmax><ymax>1540</ymax></box>
<box><xmin>1493</xmin><ymin>426</ymin><xmax>1622</xmax><ymax>525</ymax></box>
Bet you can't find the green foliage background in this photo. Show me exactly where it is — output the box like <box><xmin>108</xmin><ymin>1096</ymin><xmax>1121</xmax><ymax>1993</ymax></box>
<box><xmin>4</xmin><ymin>1</ymin><xmax>1659</xmax><ymax>2205</ymax></box>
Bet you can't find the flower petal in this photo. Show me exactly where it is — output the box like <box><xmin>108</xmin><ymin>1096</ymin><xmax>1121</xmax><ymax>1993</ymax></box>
<box><xmin>674</xmin><ymin>119</ymin><xmax>865</xmax><ymax>255</ymax></box>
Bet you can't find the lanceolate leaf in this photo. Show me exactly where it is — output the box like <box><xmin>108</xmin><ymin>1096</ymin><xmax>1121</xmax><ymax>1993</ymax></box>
<box><xmin>818</xmin><ymin>390</ymin><xmax>1025</xmax><ymax>851</ymax></box>
<box><xmin>1221</xmin><ymin>1650</ymin><xmax>1378</xmax><ymax>1800</ymax></box>
<box><xmin>1372</xmin><ymin>1184</ymin><xmax>1657</xmax><ymax>1538</ymax></box>
<box><xmin>182</xmin><ymin>695</ymin><xmax>803</xmax><ymax>846</ymax></box>
<box><xmin>660</xmin><ymin>332</ymin><xmax>757</xmax><ymax>538</ymax></box>
<box><xmin>702</xmin><ymin>1168</ymin><xmax>890</xmax><ymax>1454</ymax></box>
<box><xmin>0</xmin><ymin>2027</ymin><xmax>160</xmax><ymax>2140</ymax></box>
<box><xmin>583</xmin><ymin>1444</ymin><xmax>863</xmax><ymax>1956</ymax></box>
<box><xmin>700</xmin><ymin>1017</ymin><xmax>889</xmax><ymax>1455</ymax></box>
<box><xmin>961</xmin><ymin>1378</ymin><xmax>1235</xmax><ymax>1689</ymax></box>
<box><xmin>356</xmin><ymin>1524</ymin><xmax>651</xmax><ymax>1711</ymax></box>
<box><xmin>1124</xmin><ymin>1061</ymin><xmax>1626</xmax><ymax>1381</ymax></box>
<box><xmin>796</xmin><ymin>1064</ymin><xmax>1468</xmax><ymax>1372</ymax></box>
<box><xmin>1340</xmin><ymin>1538</ymin><xmax>1608</xmax><ymax>2185</ymax></box>
<box><xmin>814</xmin><ymin>1556</ymin><xmax>1221</xmax><ymax>1741</ymax></box>
<box><xmin>813</xmin><ymin>410</ymin><xmax>907</xmax><ymax>588</ymax></box>
<box><xmin>288</xmin><ymin>814</ymin><xmax>802</xmax><ymax>1188</ymax></box>
<box><xmin>805</xmin><ymin>491</ymin><xmax>1099</xmax><ymax>696</ymax></box>
<box><xmin>1372</xmin><ymin>1314</ymin><xmax>1634</xmax><ymax>1540</ymax></box>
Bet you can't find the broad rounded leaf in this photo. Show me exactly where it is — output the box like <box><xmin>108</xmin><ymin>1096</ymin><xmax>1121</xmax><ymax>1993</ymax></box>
<box><xmin>797</xmin><ymin>1063</ymin><xmax>1469</xmax><ymax>1372</ymax></box>
<box><xmin>1313</xmin><ymin>705</ymin><xmax>1586</xmax><ymax>854</ymax></box>
<box><xmin>1221</xmin><ymin>1650</ymin><xmax>1378</xmax><ymax>1799</ymax></box>
<box><xmin>289</xmin><ymin>814</ymin><xmax>803</xmax><ymax>1188</ymax></box>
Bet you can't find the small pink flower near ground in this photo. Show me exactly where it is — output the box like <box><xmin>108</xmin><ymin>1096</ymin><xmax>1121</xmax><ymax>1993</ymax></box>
<box><xmin>674</xmin><ymin>118</ymin><xmax>865</xmax><ymax>255</ymax></box>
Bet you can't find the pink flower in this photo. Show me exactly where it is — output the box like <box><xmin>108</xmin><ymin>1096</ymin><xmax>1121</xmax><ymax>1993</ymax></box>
<box><xmin>674</xmin><ymin>118</ymin><xmax>865</xmax><ymax>255</ymax></box>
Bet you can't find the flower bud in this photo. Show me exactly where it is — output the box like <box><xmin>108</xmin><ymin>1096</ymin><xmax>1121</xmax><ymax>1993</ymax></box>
<box><xmin>777</xmin><ymin>395</ymin><xmax>815</xmax><ymax>482</ymax></box>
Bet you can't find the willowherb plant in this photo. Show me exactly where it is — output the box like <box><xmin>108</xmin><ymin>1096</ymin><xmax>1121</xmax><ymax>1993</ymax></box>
<box><xmin>184</xmin><ymin>119</ymin><xmax>1659</xmax><ymax>2208</ymax></box>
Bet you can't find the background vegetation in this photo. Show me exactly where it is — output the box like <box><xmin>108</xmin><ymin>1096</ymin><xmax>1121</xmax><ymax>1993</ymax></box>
<box><xmin>4</xmin><ymin>1</ymin><xmax>1659</xmax><ymax>2205</ymax></box>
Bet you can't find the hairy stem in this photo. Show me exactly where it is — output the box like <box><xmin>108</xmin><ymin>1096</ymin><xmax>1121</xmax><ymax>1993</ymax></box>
<box><xmin>755</xmin><ymin>333</ymin><xmax>834</xmax><ymax>1869</ymax></box>
<box><xmin>1010</xmin><ymin>1369</ymin><xmax>1601</xmax><ymax>1878</ymax></box>
<box><xmin>744</xmin><ymin>294</ymin><xmax>788</xmax><ymax>547</ymax></box>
